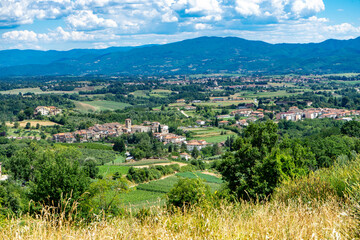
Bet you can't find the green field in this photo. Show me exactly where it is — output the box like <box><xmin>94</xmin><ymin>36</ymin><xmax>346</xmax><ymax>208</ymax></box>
<box><xmin>237</xmin><ymin>90</ymin><xmax>308</xmax><ymax>99</ymax></box>
<box><xmin>130</xmin><ymin>90</ymin><xmax>150</xmax><ymax>98</ymax></box>
<box><xmin>98</xmin><ymin>165</ymin><xmax>130</xmax><ymax>177</ymax></box>
<box><xmin>176</xmin><ymin>172</ymin><xmax>223</xmax><ymax>184</ymax></box>
<box><xmin>119</xmin><ymin>172</ymin><xmax>223</xmax><ymax>209</ymax></box>
<box><xmin>105</xmin><ymin>155</ymin><xmax>125</xmax><ymax>165</ymax></box>
<box><xmin>0</xmin><ymin>87</ymin><xmax>104</xmax><ymax>95</ymax></box>
<box><xmin>74</xmin><ymin>100</ymin><xmax>131</xmax><ymax>112</ymax></box>
<box><xmin>187</xmin><ymin>127</ymin><xmax>237</xmax><ymax>143</ymax></box>
<box><xmin>120</xmin><ymin>159</ymin><xmax>172</xmax><ymax>166</ymax></box>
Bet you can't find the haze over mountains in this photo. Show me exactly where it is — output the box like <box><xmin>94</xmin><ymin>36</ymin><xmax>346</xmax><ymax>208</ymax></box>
<box><xmin>1</xmin><ymin>36</ymin><xmax>360</xmax><ymax>77</ymax></box>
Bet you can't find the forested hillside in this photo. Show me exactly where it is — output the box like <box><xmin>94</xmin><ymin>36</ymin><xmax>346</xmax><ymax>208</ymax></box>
<box><xmin>1</xmin><ymin>36</ymin><xmax>360</xmax><ymax>76</ymax></box>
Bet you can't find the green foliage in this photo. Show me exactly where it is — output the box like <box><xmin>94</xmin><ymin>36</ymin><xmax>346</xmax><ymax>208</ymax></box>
<box><xmin>218</xmin><ymin>121</ymin><xmax>312</xmax><ymax>200</ymax></box>
<box><xmin>28</xmin><ymin>146</ymin><xmax>90</xmax><ymax>206</ymax></box>
<box><xmin>83</xmin><ymin>158</ymin><xmax>99</xmax><ymax>179</ymax></box>
<box><xmin>81</xmin><ymin>177</ymin><xmax>129</xmax><ymax>217</ymax></box>
<box><xmin>341</xmin><ymin>120</ymin><xmax>360</xmax><ymax>138</ymax></box>
<box><xmin>79</xmin><ymin>148</ymin><xmax>117</xmax><ymax>165</ymax></box>
<box><xmin>113</xmin><ymin>138</ymin><xmax>126</xmax><ymax>152</ymax></box>
<box><xmin>126</xmin><ymin>164</ymin><xmax>180</xmax><ymax>184</ymax></box>
<box><xmin>167</xmin><ymin>178</ymin><xmax>211</xmax><ymax>208</ymax></box>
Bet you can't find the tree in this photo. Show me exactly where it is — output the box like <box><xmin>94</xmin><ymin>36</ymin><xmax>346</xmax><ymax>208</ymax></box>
<box><xmin>217</xmin><ymin>121</ymin><xmax>279</xmax><ymax>200</ymax></box>
<box><xmin>341</xmin><ymin>120</ymin><xmax>360</xmax><ymax>138</ymax></box>
<box><xmin>25</xmin><ymin>122</ymin><xmax>31</xmax><ymax>129</ymax></box>
<box><xmin>212</xmin><ymin>144</ymin><xmax>221</xmax><ymax>155</ymax></box>
<box><xmin>83</xmin><ymin>158</ymin><xmax>99</xmax><ymax>179</ymax></box>
<box><xmin>81</xmin><ymin>177</ymin><xmax>128</xmax><ymax>217</ymax></box>
<box><xmin>29</xmin><ymin>147</ymin><xmax>89</xmax><ymax>206</ymax></box>
<box><xmin>13</xmin><ymin>122</ymin><xmax>19</xmax><ymax>129</ymax></box>
<box><xmin>167</xmin><ymin>178</ymin><xmax>211</xmax><ymax>208</ymax></box>
<box><xmin>113</xmin><ymin>138</ymin><xmax>126</xmax><ymax>152</ymax></box>
<box><xmin>191</xmin><ymin>147</ymin><xmax>200</xmax><ymax>159</ymax></box>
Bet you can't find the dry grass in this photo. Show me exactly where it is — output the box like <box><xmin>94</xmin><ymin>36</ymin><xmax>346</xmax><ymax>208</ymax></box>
<box><xmin>6</xmin><ymin>120</ymin><xmax>60</xmax><ymax>128</ymax></box>
<box><xmin>1</xmin><ymin>198</ymin><xmax>355</xmax><ymax>240</ymax></box>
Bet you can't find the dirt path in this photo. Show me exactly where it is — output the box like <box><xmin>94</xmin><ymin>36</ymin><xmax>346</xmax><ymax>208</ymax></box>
<box><xmin>133</xmin><ymin>162</ymin><xmax>188</xmax><ymax>168</ymax></box>
<box><xmin>202</xmin><ymin>171</ymin><xmax>222</xmax><ymax>178</ymax></box>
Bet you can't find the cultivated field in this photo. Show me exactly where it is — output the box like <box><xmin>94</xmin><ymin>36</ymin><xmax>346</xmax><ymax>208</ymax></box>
<box><xmin>187</xmin><ymin>127</ymin><xmax>237</xmax><ymax>143</ymax></box>
<box><xmin>74</xmin><ymin>100</ymin><xmax>131</xmax><ymax>112</ymax></box>
<box><xmin>119</xmin><ymin>171</ymin><xmax>223</xmax><ymax>209</ymax></box>
<box><xmin>0</xmin><ymin>86</ymin><xmax>105</xmax><ymax>95</ymax></box>
<box><xmin>98</xmin><ymin>165</ymin><xmax>130</xmax><ymax>177</ymax></box>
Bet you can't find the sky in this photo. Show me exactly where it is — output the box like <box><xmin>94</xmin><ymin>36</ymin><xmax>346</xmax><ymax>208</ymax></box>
<box><xmin>0</xmin><ymin>0</ymin><xmax>359</xmax><ymax>50</ymax></box>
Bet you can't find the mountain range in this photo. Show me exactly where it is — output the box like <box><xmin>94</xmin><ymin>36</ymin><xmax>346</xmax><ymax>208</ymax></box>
<box><xmin>0</xmin><ymin>36</ymin><xmax>360</xmax><ymax>77</ymax></box>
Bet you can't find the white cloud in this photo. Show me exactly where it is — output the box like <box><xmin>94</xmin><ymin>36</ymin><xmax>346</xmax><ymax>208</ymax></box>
<box><xmin>235</xmin><ymin>0</ymin><xmax>262</xmax><ymax>17</ymax></box>
<box><xmin>326</xmin><ymin>23</ymin><xmax>360</xmax><ymax>34</ymax></box>
<box><xmin>1</xmin><ymin>0</ymin><xmax>360</xmax><ymax>50</ymax></box>
<box><xmin>194</xmin><ymin>23</ymin><xmax>211</xmax><ymax>30</ymax></box>
<box><xmin>2</xmin><ymin>27</ymin><xmax>97</xmax><ymax>43</ymax></box>
<box><xmin>291</xmin><ymin>0</ymin><xmax>325</xmax><ymax>18</ymax></box>
<box><xmin>2</xmin><ymin>30</ymin><xmax>38</xmax><ymax>42</ymax></box>
<box><xmin>66</xmin><ymin>10</ymin><xmax>117</xmax><ymax>30</ymax></box>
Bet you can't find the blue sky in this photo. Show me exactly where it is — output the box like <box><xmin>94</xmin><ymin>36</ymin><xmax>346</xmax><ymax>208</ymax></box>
<box><xmin>0</xmin><ymin>0</ymin><xmax>359</xmax><ymax>50</ymax></box>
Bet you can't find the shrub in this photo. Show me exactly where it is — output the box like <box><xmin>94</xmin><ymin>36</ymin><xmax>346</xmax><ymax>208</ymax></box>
<box><xmin>167</xmin><ymin>178</ymin><xmax>211</xmax><ymax>208</ymax></box>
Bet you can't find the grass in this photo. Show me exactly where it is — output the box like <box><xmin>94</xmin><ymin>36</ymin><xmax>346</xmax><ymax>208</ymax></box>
<box><xmin>120</xmin><ymin>171</ymin><xmax>223</xmax><ymax>209</ymax></box>
<box><xmin>74</xmin><ymin>100</ymin><xmax>131</xmax><ymax>112</ymax></box>
<box><xmin>119</xmin><ymin>176</ymin><xmax>180</xmax><ymax>208</ymax></box>
<box><xmin>105</xmin><ymin>155</ymin><xmax>125</xmax><ymax>165</ymax></box>
<box><xmin>120</xmin><ymin>159</ymin><xmax>172</xmax><ymax>166</ymax></box>
<box><xmin>187</xmin><ymin>127</ymin><xmax>237</xmax><ymax>143</ymax></box>
<box><xmin>176</xmin><ymin>172</ymin><xmax>223</xmax><ymax>184</ymax></box>
<box><xmin>98</xmin><ymin>165</ymin><xmax>130</xmax><ymax>177</ymax></box>
<box><xmin>2</xmin><ymin>197</ymin><xmax>355</xmax><ymax>239</ymax></box>
<box><xmin>130</xmin><ymin>90</ymin><xmax>150</xmax><ymax>98</ymax></box>
<box><xmin>5</xmin><ymin>120</ymin><xmax>59</xmax><ymax>128</ymax></box>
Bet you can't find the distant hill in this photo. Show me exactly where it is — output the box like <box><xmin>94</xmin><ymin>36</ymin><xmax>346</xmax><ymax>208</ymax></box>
<box><xmin>0</xmin><ymin>36</ymin><xmax>360</xmax><ymax>77</ymax></box>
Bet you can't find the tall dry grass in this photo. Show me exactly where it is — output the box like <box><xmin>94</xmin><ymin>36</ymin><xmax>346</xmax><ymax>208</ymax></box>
<box><xmin>0</xmin><ymin>197</ymin><xmax>355</xmax><ymax>240</ymax></box>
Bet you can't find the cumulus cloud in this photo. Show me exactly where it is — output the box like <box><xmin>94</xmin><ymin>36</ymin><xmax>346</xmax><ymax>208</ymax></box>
<box><xmin>1</xmin><ymin>0</ymin><xmax>360</xmax><ymax>50</ymax></box>
<box><xmin>2</xmin><ymin>27</ymin><xmax>97</xmax><ymax>43</ymax></box>
<box><xmin>2</xmin><ymin>30</ymin><xmax>38</xmax><ymax>42</ymax></box>
<box><xmin>326</xmin><ymin>23</ymin><xmax>360</xmax><ymax>34</ymax></box>
<box><xmin>66</xmin><ymin>10</ymin><xmax>117</xmax><ymax>30</ymax></box>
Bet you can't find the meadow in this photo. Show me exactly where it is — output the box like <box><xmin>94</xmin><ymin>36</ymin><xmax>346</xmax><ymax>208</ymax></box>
<box><xmin>98</xmin><ymin>165</ymin><xmax>130</xmax><ymax>177</ymax></box>
<box><xmin>187</xmin><ymin>127</ymin><xmax>237</xmax><ymax>143</ymax></box>
<box><xmin>74</xmin><ymin>100</ymin><xmax>131</xmax><ymax>112</ymax></box>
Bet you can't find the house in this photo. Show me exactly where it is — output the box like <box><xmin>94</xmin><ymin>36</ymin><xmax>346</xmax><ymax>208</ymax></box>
<box><xmin>218</xmin><ymin>120</ymin><xmax>229</xmax><ymax>126</ymax></box>
<box><xmin>180</xmin><ymin>152</ymin><xmax>192</xmax><ymax>161</ymax></box>
<box><xmin>176</xmin><ymin>99</ymin><xmax>186</xmax><ymax>103</ymax></box>
<box><xmin>185</xmin><ymin>140</ymin><xmax>210</xmax><ymax>151</ymax></box>
<box><xmin>184</xmin><ymin>106</ymin><xmax>197</xmax><ymax>110</ymax></box>
<box><xmin>34</xmin><ymin>106</ymin><xmax>62</xmax><ymax>116</ymax></box>
<box><xmin>231</xmin><ymin>109</ymin><xmax>253</xmax><ymax>116</ymax></box>
<box><xmin>236</xmin><ymin>119</ymin><xmax>249</xmax><ymax>127</ymax></box>
<box><xmin>216</xmin><ymin>115</ymin><xmax>231</xmax><ymax>119</ymax></box>
<box><xmin>196</xmin><ymin>120</ymin><xmax>206</xmax><ymax>125</ymax></box>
